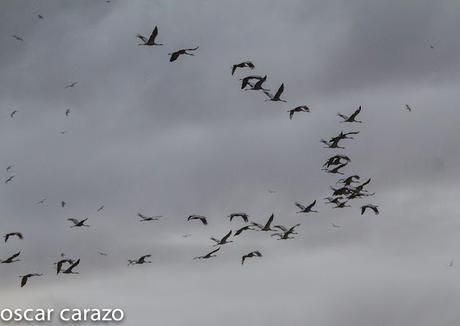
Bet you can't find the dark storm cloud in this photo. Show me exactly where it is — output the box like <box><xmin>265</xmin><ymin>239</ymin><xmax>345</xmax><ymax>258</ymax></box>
<box><xmin>1</xmin><ymin>0</ymin><xmax>460</xmax><ymax>325</ymax></box>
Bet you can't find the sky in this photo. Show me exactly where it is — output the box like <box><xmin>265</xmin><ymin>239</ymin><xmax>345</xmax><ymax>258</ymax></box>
<box><xmin>1</xmin><ymin>0</ymin><xmax>460</xmax><ymax>325</ymax></box>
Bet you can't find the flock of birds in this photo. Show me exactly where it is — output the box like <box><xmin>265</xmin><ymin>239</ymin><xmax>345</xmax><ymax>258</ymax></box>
<box><xmin>3</xmin><ymin>17</ymin><xmax>426</xmax><ymax>288</ymax></box>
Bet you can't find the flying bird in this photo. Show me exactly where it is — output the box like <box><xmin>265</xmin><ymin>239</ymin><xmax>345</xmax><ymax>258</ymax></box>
<box><xmin>241</xmin><ymin>251</ymin><xmax>262</xmax><ymax>265</ymax></box>
<box><xmin>448</xmin><ymin>260</ymin><xmax>454</xmax><ymax>267</ymax></box>
<box><xmin>10</xmin><ymin>110</ymin><xmax>18</xmax><ymax>118</ymax></box>
<box><xmin>337</xmin><ymin>106</ymin><xmax>362</xmax><ymax>123</ymax></box>
<box><xmin>61</xmin><ymin>201</ymin><xmax>66</xmax><ymax>208</ymax></box>
<box><xmin>234</xmin><ymin>225</ymin><xmax>254</xmax><ymax>236</ymax></box>
<box><xmin>168</xmin><ymin>47</ymin><xmax>199</xmax><ymax>62</ymax></box>
<box><xmin>288</xmin><ymin>105</ymin><xmax>310</xmax><ymax>120</ymax></box>
<box><xmin>4</xmin><ymin>232</ymin><xmax>23</xmax><ymax>242</ymax></box>
<box><xmin>405</xmin><ymin>104</ymin><xmax>412</xmax><ymax>112</ymax></box>
<box><xmin>128</xmin><ymin>255</ymin><xmax>152</xmax><ymax>266</ymax></box>
<box><xmin>137</xmin><ymin>26</ymin><xmax>163</xmax><ymax>46</ymax></box>
<box><xmin>36</xmin><ymin>198</ymin><xmax>47</xmax><ymax>205</ymax></box>
<box><xmin>67</xmin><ymin>218</ymin><xmax>90</xmax><ymax>228</ymax></box>
<box><xmin>194</xmin><ymin>247</ymin><xmax>220</xmax><ymax>260</ymax></box>
<box><xmin>6</xmin><ymin>165</ymin><xmax>14</xmax><ymax>172</ymax></box>
<box><xmin>138</xmin><ymin>213</ymin><xmax>162</xmax><ymax>221</ymax></box>
<box><xmin>295</xmin><ymin>200</ymin><xmax>318</xmax><ymax>213</ymax></box>
<box><xmin>228</xmin><ymin>213</ymin><xmax>249</xmax><ymax>223</ymax></box>
<box><xmin>361</xmin><ymin>204</ymin><xmax>379</xmax><ymax>215</ymax></box>
<box><xmin>187</xmin><ymin>215</ymin><xmax>208</xmax><ymax>225</ymax></box>
<box><xmin>4</xmin><ymin>176</ymin><xmax>14</xmax><ymax>184</ymax></box>
<box><xmin>12</xmin><ymin>35</ymin><xmax>24</xmax><ymax>41</ymax></box>
<box><xmin>251</xmin><ymin>214</ymin><xmax>276</xmax><ymax>231</ymax></box>
<box><xmin>245</xmin><ymin>75</ymin><xmax>268</xmax><ymax>91</ymax></box>
<box><xmin>264</xmin><ymin>83</ymin><xmax>286</xmax><ymax>102</ymax></box>
<box><xmin>1</xmin><ymin>251</ymin><xmax>21</xmax><ymax>264</ymax></box>
<box><xmin>240</xmin><ymin>75</ymin><xmax>265</xmax><ymax>89</ymax></box>
<box><xmin>62</xmin><ymin>259</ymin><xmax>80</xmax><ymax>274</ymax></box>
<box><xmin>331</xmin><ymin>223</ymin><xmax>342</xmax><ymax>228</ymax></box>
<box><xmin>96</xmin><ymin>205</ymin><xmax>104</xmax><ymax>212</ymax></box>
<box><xmin>231</xmin><ymin>61</ymin><xmax>255</xmax><ymax>75</ymax></box>
<box><xmin>65</xmin><ymin>82</ymin><xmax>78</xmax><ymax>89</ymax></box>
<box><xmin>38</xmin><ymin>14</ymin><xmax>44</xmax><ymax>19</ymax></box>
<box><xmin>210</xmin><ymin>230</ymin><xmax>233</xmax><ymax>246</ymax></box>
<box><xmin>65</xmin><ymin>109</ymin><xmax>70</xmax><ymax>116</ymax></box>
<box><xmin>56</xmin><ymin>258</ymin><xmax>75</xmax><ymax>274</ymax></box>
<box><xmin>20</xmin><ymin>273</ymin><xmax>42</xmax><ymax>287</ymax></box>
<box><xmin>98</xmin><ymin>251</ymin><xmax>108</xmax><ymax>256</ymax></box>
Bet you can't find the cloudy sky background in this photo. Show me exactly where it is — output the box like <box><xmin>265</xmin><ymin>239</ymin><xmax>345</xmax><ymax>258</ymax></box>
<box><xmin>1</xmin><ymin>0</ymin><xmax>460</xmax><ymax>325</ymax></box>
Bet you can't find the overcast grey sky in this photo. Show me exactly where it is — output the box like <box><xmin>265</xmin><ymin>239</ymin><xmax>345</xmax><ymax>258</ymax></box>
<box><xmin>1</xmin><ymin>0</ymin><xmax>460</xmax><ymax>325</ymax></box>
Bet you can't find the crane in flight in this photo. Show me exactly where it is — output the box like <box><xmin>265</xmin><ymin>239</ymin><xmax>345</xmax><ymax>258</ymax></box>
<box><xmin>241</xmin><ymin>251</ymin><xmax>262</xmax><ymax>265</ymax></box>
<box><xmin>168</xmin><ymin>47</ymin><xmax>199</xmax><ymax>62</ymax></box>
<box><xmin>251</xmin><ymin>214</ymin><xmax>276</xmax><ymax>231</ymax></box>
<box><xmin>337</xmin><ymin>106</ymin><xmax>362</xmax><ymax>123</ymax></box>
<box><xmin>1</xmin><ymin>251</ymin><xmax>21</xmax><ymax>264</ymax></box>
<box><xmin>231</xmin><ymin>61</ymin><xmax>255</xmax><ymax>75</ymax></box>
<box><xmin>295</xmin><ymin>200</ymin><xmax>318</xmax><ymax>213</ymax></box>
<box><xmin>187</xmin><ymin>215</ymin><xmax>208</xmax><ymax>225</ymax></box>
<box><xmin>210</xmin><ymin>231</ymin><xmax>233</xmax><ymax>246</ymax></box>
<box><xmin>3</xmin><ymin>232</ymin><xmax>23</xmax><ymax>242</ymax></box>
<box><xmin>137</xmin><ymin>26</ymin><xmax>163</xmax><ymax>46</ymax></box>
<box><xmin>67</xmin><ymin>218</ymin><xmax>90</xmax><ymax>228</ymax></box>
<box><xmin>194</xmin><ymin>247</ymin><xmax>220</xmax><ymax>260</ymax></box>
<box><xmin>264</xmin><ymin>83</ymin><xmax>286</xmax><ymax>102</ymax></box>
<box><xmin>128</xmin><ymin>255</ymin><xmax>152</xmax><ymax>266</ymax></box>
<box><xmin>20</xmin><ymin>273</ymin><xmax>43</xmax><ymax>288</ymax></box>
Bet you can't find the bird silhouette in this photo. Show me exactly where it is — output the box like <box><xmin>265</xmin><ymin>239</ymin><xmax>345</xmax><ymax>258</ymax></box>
<box><xmin>36</xmin><ymin>198</ymin><xmax>47</xmax><ymax>205</ymax></box>
<box><xmin>405</xmin><ymin>104</ymin><xmax>412</xmax><ymax>112</ymax></box>
<box><xmin>295</xmin><ymin>200</ymin><xmax>318</xmax><ymax>213</ymax></box>
<box><xmin>12</xmin><ymin>35</ymin><xmax>24</xmax><ymax>41</ymax></box>
<box><xmin>67</xmin><ymin>218</ymin><xmax>90</xmax><ymax>228</ymax></box>
<box><xmin>137</xmin><ymin>26</ymin><xmax>163</xmax><ymax>46</ymax></box>
<box><xmin>194</xmin><ymin>247</ymin><xmax>220</xmax><ymax>260</ymax></box>
<box><xmin>5</xmin><ymin>176</ymin><xmax>14</xmax><ymax>184</ymax></box>
<box><xmin>241</xmin><ymin>251</ymin><xmax>262</xmax><ymax>265</ymax></box>
<box><xmin>264</xmin><ymin>83</ymin><xmax>286</xmax><ymax>102</ymax></box>
<box><xmin>231</xmin><ymin>61</ymin><xmax>255</xmax><ymax>75</ymax></box>
<box><xmin>251</xmin><ymin>214</ymin><xmax>276</xmax><ymax>231</ymax></box>
<box><xmin>6</xmin><ymin>165</ymin><xmax>14</xmax><ymax>172</ymax></box>
<box><xmin>234</xmin><ymin>225</ymin><xmax>255</xmax><ymax>236</ymax></box>
<box><xmin>62</xmin><ymin>259</ymin><xmax>80</xmax><ymax>274</ymax></box>
<box><xmin>245</xmin><ymin>75</ymin><xmax>268</xmax><ymax>91</ymax></box>
<box><xmin>228</xmin><ymin>213</ymin><xmax>249</xmax><ymax>223</ymax></box>
<box><xmin>61</xmin><ymin>201</ymin><xmax>66</xmax><ymax>208</ymax></box>
<box><xmin>4</xmin><ymin>232</ymin><xmax>23</xmax><ymax>242</ymax></box>
<box><xmin>337</xmin><ymin>175</ymin><xmax>360</xmax><ymax>186</ymax></box>
<box><xmin>128</xmin><ymin>255</ymin><xmax>152</xmax><ymax>265</ymax></box>
<box><xmin>239</xmin><ymin>75</ymin><xmax>265</xmax><ymax>89</ymax></box>
<box><xmin>187</xmin><ymin>215</ymin><xmax>208</xmax><ymax>225</ymax></box>
<box><xmin>168</xmin><ymin>47</ymin><xmax>199</xmax><ymax>62</ymax></box>
<box><xmin>38</xmin><ymin>14</ymin><xmax>44</xmax><ymax>19</ymax></box>
<box><xmin>210</xmin><ymin>230</ymin><xmax>233</xmax><ymax>246</ymax></box>
<box><xmin>10</xmin><ymin>110</ymin><xmax>18</xmax><ymax>118</ymax></box>
<box><xmin>138</xmin><ymin>213</ymin><xmax>162</xmax><ymax>221</ymax></box>
<box><xmin>338</xmin><ymin>106</ymin><xmax>362</xmax><ymax>123</ymax></box>
<box><xmin>20</xmin><ymin>273</ymin><xmax>42</xmax><ymax>287</ymax></box>
<box><xmin>96</xmin><ymin>205</ymin><xmax>104</xmax><ymax>212</ymax></box>
<box><xmin>56</xmin><ymin>258</ymin><xmax>75</xmax><ymax>274</ymax></box>
<box><xmin>1</xmin><ymin>251</ymin><xmax>21</xmax><ymax>264</ymax></box>
<box><xmin>65</xmin><ymin>82</ymin><xmax>78</xmax><ymax>89</ymax></box>
<box><xmin>361</xmin><ymin>204</ymin><xmax>379</xmax><ymax>215</ymax></box>
<box><xmin>65</xmin><ymin>109</ymin><xmax>70</xmax><ymax>116</ymax></box>
<box><xmin>331</xmin><ymin>223</ymin><xmax>342</xmax><ymax>228</ymax></box>
<box><xmin>288</xmin><ymin>105</ymin><xmax>310</xmax><ymax>120</ymax></box>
